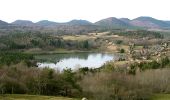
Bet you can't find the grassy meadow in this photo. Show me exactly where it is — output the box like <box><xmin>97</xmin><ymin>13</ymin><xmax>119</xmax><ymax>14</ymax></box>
<box><xmin>0</xmin><ymin>94</ymin><xmax>79</xmax><ymax>100</ymax></box>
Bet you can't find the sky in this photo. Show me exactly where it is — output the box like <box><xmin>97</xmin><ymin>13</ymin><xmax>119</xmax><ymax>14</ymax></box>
<box><xmin>0</xmin><ymin>0</ymin><xmax>170</xmax><ymax>23</ymax></box>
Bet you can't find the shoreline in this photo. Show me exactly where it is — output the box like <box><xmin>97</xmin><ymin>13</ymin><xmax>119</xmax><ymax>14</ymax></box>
<box><xmin>24</xmin><ymin>49</ymin><xmax>119</xmax><ymax>55</ymax></box>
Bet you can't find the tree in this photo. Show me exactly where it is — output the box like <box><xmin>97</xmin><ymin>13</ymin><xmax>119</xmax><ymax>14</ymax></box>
<box><xmin>119</xmin><ymin>49</ymin><xmax>125</xmax><ymax>53</ymax></box>
<box><xmin>83</xmin><ymin>40</ymin><xmax>89</xmax><ymax>49</ymax></box>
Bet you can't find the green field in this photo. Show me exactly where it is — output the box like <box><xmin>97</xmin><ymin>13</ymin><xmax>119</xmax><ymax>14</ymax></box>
<box><xmin>151</xmin><ymin>94</ymin><xmax>170</xmax><ymax>100</ymax></box>
<box><xmin>1</xmin><ymin>94</ymin><xmax>170</xmax><ymax>100</ymax></box>
<box><xmin>0</xmin><ymin>94</ymin><xmax>79</xmax><ymax>100</ymax></box>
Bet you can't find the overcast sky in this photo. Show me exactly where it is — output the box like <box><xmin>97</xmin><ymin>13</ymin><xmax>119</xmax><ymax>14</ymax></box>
<box><xmin>0</xmin><ymin>0</ymin><xmax>170</xmax><ymax>23</ymax></box>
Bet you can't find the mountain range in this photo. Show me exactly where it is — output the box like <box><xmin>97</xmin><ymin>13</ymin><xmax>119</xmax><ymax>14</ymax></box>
<box><xmin>1</xmin><ymin>16</ymin><xmax>170</xmax><ymax>30</ymax></box>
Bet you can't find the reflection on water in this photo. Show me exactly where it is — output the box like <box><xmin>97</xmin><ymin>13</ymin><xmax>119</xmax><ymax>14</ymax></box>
<box><xmin>36</xmin><ymin>53</ymin><xmax>116</xmax><ymax>71</ymax></box>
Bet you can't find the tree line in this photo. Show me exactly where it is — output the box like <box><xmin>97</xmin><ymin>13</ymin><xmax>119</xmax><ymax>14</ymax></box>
<box><xmin>111</xmin><ymin>30</ymin><xmax>164</xmax><ymax>39</ymax></box>
<box><xmin>0</xmin><ymin>32</ymin><xmax>95</xmax><ymax>51</ymax></box>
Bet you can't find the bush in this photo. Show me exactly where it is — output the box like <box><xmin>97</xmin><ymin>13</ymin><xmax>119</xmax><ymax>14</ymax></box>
<box><xmin>80</xmin><ymin>72</ymin><xmax>152</xmax><ymax>100</ymax></box>
<box><xmin>80</xmin><ymin>68</ymin><xmax>170</xmax><ymax>100</ymax></box>
<box><xmin>0</xmin><ymin>52</ymin><xmax>34</xmax><ymax>66</ymax></box>
<box><xmin>115</xmin><ymin>40</ymin><xmax>123</xmax><ymax>44</ymax></box>
<box><xmin>0</xmin><ymin>64</ymin><xmax>82</xmax><ymax>97</ymax></box>
<box><xmin>119</xmin><ymin>48</ymin><xmax>125</xmax><ymax>53</ymax></box>
<box><xmin>161</xmin><ymin>56</ymin><xmax>170</xmax><ymax>68</ymax></box>
<box><xmin>128</xmin><ymin>57</ymin><xmax>170</xmax><ymax>73</ymax></box>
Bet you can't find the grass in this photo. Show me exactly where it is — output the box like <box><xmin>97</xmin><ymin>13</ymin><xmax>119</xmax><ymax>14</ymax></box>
<box><xmin>62</xmin><ymin>35</ymin><xmax>95</xmax><ymax>41</ymax></box>
<box><xmin>88</xmin><ymin>32</ymin><xmax>109</xmax><ymax>36</ymax></box>
<box><xmin>134</xmin><ymin>46</ymin><xmax>143</xmax><ymax>50</ymax></box>
<box><xmin>62</xmin><ymin>32</ymin><xmax>110</xmax><ymax>41</ymax></box>
<box><xmin>151</xmin><ymin>94</ymin><xmax>170</xmax><ymax>100</ymax></box>
<box><xmin>24</xmin><ymin>48</ymin><xmax>96</xmax><ymax>54</ymax></box>
<box><xmin>0</xmin><ymin>94</ymin><xmax>79</xmax><ymax>100</ymax></box>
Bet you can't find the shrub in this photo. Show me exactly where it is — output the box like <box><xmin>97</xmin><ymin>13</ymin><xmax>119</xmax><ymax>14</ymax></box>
<box><xmin>0</xmin><ymin>64</ymin><xmax>82</xmax><ymax>97</ymax></box>
<box><xmin>115</xmin><ymin>40</ymin><xmax>123</xmax><ymax>44</ymax></box>
<box><xmin>119</xmin><ymin>48</ymin><xmax>125</xmax><ymax>53</ymax></box>
<box><xmin>80</xmin><ymin>72</ymin><xmax>152</xmax><ymax>100</ymax></box>
<box><xmin>0</xmin><ymin>52</ymin><xmax>34</xmax><ymax>66</ymax></box>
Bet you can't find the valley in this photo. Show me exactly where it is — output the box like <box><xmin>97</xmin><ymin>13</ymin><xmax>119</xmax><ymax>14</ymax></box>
<box><xmin>0</xmin><ymin>17</ymin><xmax>170</xmax><ymax>100</ymax></box>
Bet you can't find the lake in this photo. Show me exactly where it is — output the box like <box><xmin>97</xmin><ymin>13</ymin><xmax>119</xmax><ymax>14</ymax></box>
<box><xmin>36</xmin><ymin>53</ymin><xmax>122</xmax><ymax>71</ymax></box>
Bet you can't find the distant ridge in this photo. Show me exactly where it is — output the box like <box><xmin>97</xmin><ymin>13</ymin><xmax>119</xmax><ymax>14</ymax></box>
<box><xmin>95</xmin><ymin>16</ymin><xmax>170</xmax><ymax>29</ymax></box>
<box><xmin>0</xmin><ymin>20</ymin><xmax>9</xmax><ymax>26</ymax></box>
<box><xmin>130</xmin><ymin>16</ymin><xmax>170</xmax><ymax>28</ymax></box>
<box><xmin>66</xmin><ymin>20</ymin><xmax>93</xmax><ymax>25</ymax></box>
<box><xmin>0</xmin><ymin>16</ymin><xmax>170</xmax><ymax>29</ymax></box>
<box><xmin>36</xmin><ymin>20</ymin><xmax>59</xmax><ymax>27</ymax></box>
<box><xmin>94</xmin><ymin>17</ymin><xmax>131</xmax><ymax>28</ymax></box>
<box><xmin>119</xmin><ymin>18</ymin><xmax>130</xmax><ymax>23</ymax></box>
<box><xmin>12</xmin><ymin>20</ymin><xmax>34</xmax><ymax>26</ymax></box>
<box><xmin>0</xmin><ymin>20</ymin><xmax>8</xmax><ymax>25</ymax></box>
<box><xmin>0</xmin><ymin>20</ymin><xmax>9</xmax><ymax>28</ymax></box>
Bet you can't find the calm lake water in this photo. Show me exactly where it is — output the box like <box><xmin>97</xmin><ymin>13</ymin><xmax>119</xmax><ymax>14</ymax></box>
<box><xmin>36</xmin><ymin>53</ymin><xmax>120</xmax><ymax>71</ymax></box>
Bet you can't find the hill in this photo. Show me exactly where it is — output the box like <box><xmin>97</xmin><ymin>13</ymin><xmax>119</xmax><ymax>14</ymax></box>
<box><xmin>95</xmin><ymin>17</ymin><xmax>170</xmax><ymax>29</ymax></box>
<box><xmin>12</xmin><ymin>20</ymin><xmax>34</xmax><ymax>26</ymax></box>
<box><xmin>119</xmin><ymin>18</ymin><xmax>130</xmax><ymax>23</ymax></box>
<box><xmin>36</xmin><ymin>20</ymin><xmax>59</xmax><ymax>27</ymax></box>
<box><xmin>0</xmin><ymin>20</ymin><xmax>9</xmax><ymax>28</ymax></box>
<box><xmin>0</xmin><ymin>16</ymin><xmax>170</xmax><ymax>34</ymax></box>
<box><xmin>0</xmin><ymin>20</ymin><xmax>8</xmax><ymax>25</ymax></box>
<box><xmin>95</xmin><ymin>17</ymin><xmax>131</xmax><ymax>28</ymax></box>
<box><xmin>130</xmin><ymin>16</ymin><xmax>170</xmax><ymax>29</ymax></box>
<box><xmin>66</xmin><ymin>20</ymin><xmax>93</xmax><ymax>26</ymax></box>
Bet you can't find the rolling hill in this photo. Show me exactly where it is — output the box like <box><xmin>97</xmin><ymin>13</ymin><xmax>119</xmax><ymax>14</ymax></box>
<box><xmin>36</xmin><ymin>20</ymin><xmax>59</xmax><ymax>27</ymax></box>
<box><xmin>12</xmin><ymin>20</ymin><xmax>34</xmax><ymax>26</ymax></box>
<box><xmin>0</xmin><ymin>20</ymin><xmax>9</xmax><ymax>28</ymax></box>
<box><xmin>8</xmin><ymin>17</ymin><xmax>170</xmax><ymax>29</ymax></box>
<box><xmin>130</xmin><ymin>17</ymin><xmax>170</xmax><ymax>29</ymax></box>
<box><xmin>66</xmin><ymin>20</ymin><xmax>93</xmax><ymax>26</ymax></box>
<box><xmin>0</xmin><ymin>16</ymin><xmax>170</xmax><ymax>34</ymax></box>
<box><xmin>119</xmin><ymin>18</ymin><xmax>130</xmax><ymax>23</ymax></box>
<box><xmin>95</xmin><ymin>17</ymin><xmax>131</xmax><ymax>28</ymax></box>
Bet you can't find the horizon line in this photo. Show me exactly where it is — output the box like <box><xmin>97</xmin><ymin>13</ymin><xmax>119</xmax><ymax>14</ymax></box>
<box><xmin>1</xmin><ymin>16</ymin><xmax>170</xmax><ymax>23</ymax></box>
